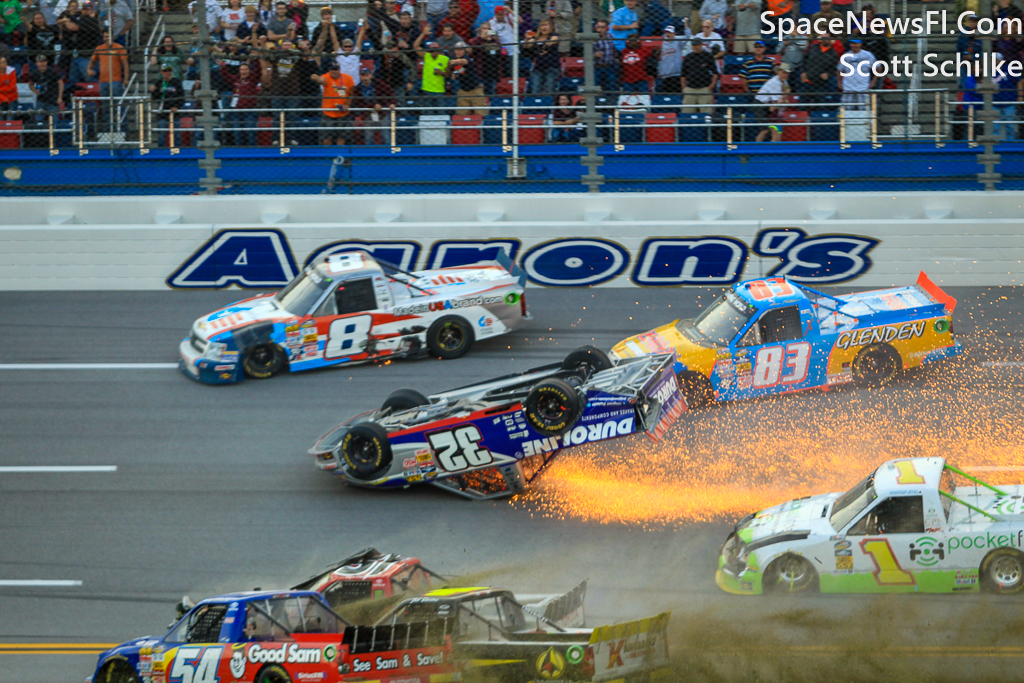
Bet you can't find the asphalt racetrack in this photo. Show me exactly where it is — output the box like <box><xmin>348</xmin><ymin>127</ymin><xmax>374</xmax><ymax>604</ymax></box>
<box><xmin>4</xmin><ymin>286</ymin><xmax>1024</xmax><ymax>683</ymax></box>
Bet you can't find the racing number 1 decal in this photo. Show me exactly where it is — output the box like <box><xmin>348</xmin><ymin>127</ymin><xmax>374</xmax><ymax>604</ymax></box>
<box><xmin>168</xmin><ymin>646</ymin><xmax>223</xmax><ymax>683</ymax></box>
<box><xmin>860</xmin><ymin>539</ymin><xmax>915</xmax><ymax>586</ymax></box>
<box><xmin>753</xmin><ymin>342</ymin><xmax>811</xmax><ymax>388</ymax></box>
<box><xmin>427</xmin><ymin>425</ymin><xmax>493</xmax><ymax>472</ymax></box>
<box><xmin>324</xmin><ymin>314</ymin><xmax>373</xmax><ymax>360</ymax></box>
<box><xmin>894</xmin><ymin>460</ymin><xmax>926</xmax><ymax>484</ymax></box>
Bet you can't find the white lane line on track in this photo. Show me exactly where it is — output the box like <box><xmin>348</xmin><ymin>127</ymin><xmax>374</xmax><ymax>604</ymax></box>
<box><xmin>0</xmin><ymin>466</ymin><xmax>117</xmax><ymax>473</ymax></box>
<box><xmin>0</xmin><ymin>580</ymin><xmax>83</xmax><ymax>586</ymax></box>
<box><xmin>0</xmin><ymin>363</ymin><xmax>177</xmax><ymax>370</ymax></box>
<box><xmin>982</xmin><ymin>362</ymin><xmax>1024</xmax><ymax>367</ymax></box>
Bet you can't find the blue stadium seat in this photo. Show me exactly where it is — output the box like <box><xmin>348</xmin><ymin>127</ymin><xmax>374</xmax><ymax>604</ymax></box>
<box><xmin>810</xmin><ymin>110</ymin><xmax>839</xmax><ymax>141</ymax></box>
<box><xmin>678</xmin><ymin>112</ymin><xmax>710</xmax><ymax>142</ymax></box>
<box><xmin>594</xmin><ymin>94</ymin><xmax>615</xmax><ymax>111</ymax></box>
<box><xmin>482</xmin><ymin>113</ymin><xmax>503</xmax><ymax>144</ymax></box>
<box><xmin>522</xmin><ymin>96</ymin><xmax>551</xmax><ymax>114</ymax></box>
<box><xmin>616</xmin><ymin>112</ymin><xmax>645</xmax><ymax>143</ymax></box>
<box><xmin>489</xmin><ymin>96</ymin><xmax>513</xmax><ymax>110</ymax></box>
<box><xmin>724</xmin><ymin>55</ymin><xmax>748</xmax><ymax>75</ymax></box>
<box><xmin>652</xmin><ymin>94</ymin><xmax>681</xmax><ymax>113</ymax></box>
<box><xmin>559</xmin><ymin>77</ymin><xmax>583</xmax><ymax>92</ymax></box>
<box><xmin>336</xmin><ymin>21</ymin><xmax>358</xmax><ymax>39</ymax></box>
<box><xmin>394</xmin><ymin>115</ymin><xmax>419</xmax><ymax>145</ymax></box>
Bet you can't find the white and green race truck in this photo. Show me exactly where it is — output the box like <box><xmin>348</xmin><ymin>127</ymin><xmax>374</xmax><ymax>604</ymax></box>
<box><xmin>718</xmin><ymin>457</ymin><xmax>1024</xmax><ymax>595</ymax></box>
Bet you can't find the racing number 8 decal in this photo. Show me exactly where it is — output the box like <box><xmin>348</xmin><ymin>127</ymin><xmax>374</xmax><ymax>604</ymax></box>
<box><xmin>427</xmin><ymin>425</ymin><xmax>493</xmax><ymax>472</ymax></box>
<box><xmin>860</xmin><ymin>539</ymin><xmax>915</xmax><ymax>586</ymax></box>
<box><xmin>753</xmin><ymin>342</ymin><xmax>811</xmax><ymax>388</ymax></box>
<box><xmin>168</xmin><ymin>646</ymin><xmax>223</xmax><ymax>683</ymax></box>
<box><xmin>324</xmin><ymin>314</ymin><xmax>373</xmax><ymax>360</ymax></box>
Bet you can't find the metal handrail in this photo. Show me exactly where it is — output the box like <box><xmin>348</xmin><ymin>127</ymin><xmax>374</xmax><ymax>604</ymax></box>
<box><xmin>143</xmin><ymin>14</ymin><xmax>167</xmax><ymax>96</ymax></box>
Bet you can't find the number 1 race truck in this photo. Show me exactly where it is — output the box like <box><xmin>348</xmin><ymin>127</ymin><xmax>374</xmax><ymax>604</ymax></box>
<box><xmin>308</xmin><ymin>347</ymin><xmax>687</xmax><ymax>499</ymax></box>
<box><xmin>610</xmin><ymin>272</ymin><xmax>962</xmax><ymax>406</ymax></box>
<box><xmin>717</xmin><ymin>457</ymin><xmax>1024</xmax><ymax>596</ymax></box>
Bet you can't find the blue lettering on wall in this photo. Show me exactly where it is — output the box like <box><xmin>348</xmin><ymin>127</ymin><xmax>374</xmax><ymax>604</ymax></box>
<box><xmin>426</xmin><ymin>240</ymin><xmax>520</xmax><ymax>270</ymax></box>
<box><xmin>520</xmin><ymin>239</ymin><xmax>630</xmax><ymax>287</ymax></box>
<box><xmin>632</xmin><ymin>237</ymin><xmax>749</xmax><ymax>286</ymax></box>
<box><xmin>753</xmin><ymin>228</ymin><xmax>879</xmax><ymax>283</ymax></box>
<box><xmin>166</xmin><ymin>229</ymin><xmax>298</xmax><ymax>288</ymax></box>
<box><xmin>304</xmin><ymin>240</ymin><xmax>422</xmax><ymax>272</ymax></box>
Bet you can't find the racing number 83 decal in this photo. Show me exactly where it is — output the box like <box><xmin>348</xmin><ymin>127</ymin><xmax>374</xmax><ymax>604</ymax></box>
<box><xmin>427</xmin><ymin>425</ymin><xmax>493</xmax><ymax>472</ymax></box>
<box><xmin>753</xmin><ymin>342</ymin><xmax>811</xmax><ymax>388</ymax></box>
<box><xmin>168</xmin><ymin>646</ymin><xmax>224</xmax><ymax>683</ymax></box>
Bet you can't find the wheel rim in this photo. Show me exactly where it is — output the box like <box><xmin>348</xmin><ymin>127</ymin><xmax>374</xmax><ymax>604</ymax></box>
<box><xmin>991</xmin><ymin>556</ymin><xmax>1022</xmax><ymax>586</ymax></box>
<box><xmin>348</xmin><ymin>436</ymin><xmax>379</xmax><ymax>469</ymax></box>
<box><xmin>248</xmin><ymin>346</ymin><xmax>275</xmax><ymax>370</ymax></box>
<box><xmin>858</xmin><ymin>349</ymin><xmax>896</xmax><ymax>382</ymax></box>
<box><xmin>437</xmin><ymin>322</ymin><xmax>464</xmax><ymax>351</ymax></box>
<box><xmin>777</xmin><ymin>557</ymin><xmax>808</xmax><ymax>586</ymax></box>
<box><xmin>537</xmin><ymin>395</ymin><xmax>569</xmax><ymax>423</ymax></box>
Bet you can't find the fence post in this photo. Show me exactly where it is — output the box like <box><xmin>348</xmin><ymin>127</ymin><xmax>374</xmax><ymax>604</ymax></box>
<box><xmin>975</xmin><ymin>36</ymin><xmax>1001</xmax><ymax>191</ymax></box>
<box><xmin>196</xmin><ymin>0</ymin><xmax>223</xmax><ymax>194</ymax></box>
<box><xmin>577</xmin><ymin>0</ymin><xmax>604</xmax><ymax>192</ymax></box>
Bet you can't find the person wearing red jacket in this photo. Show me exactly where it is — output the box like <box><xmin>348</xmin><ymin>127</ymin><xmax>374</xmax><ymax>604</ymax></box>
<box><xmin>437</xmin><ymin>0</ymin><xmax>478</xmax><ymax>47</ymax></box>
<box><xmin>350</xmin><ymin>66</ymin><xmax>396</xmax><ymax>145</ymax></box>
<box><xmin>0</xmin><ymin>55</ymin><xmax>17</xmax><ymax>120</ymax></box>
<box><xmin>220</xmin><ymin>61</ymin><xmax>262</xmax><ymax>145</ymax></box>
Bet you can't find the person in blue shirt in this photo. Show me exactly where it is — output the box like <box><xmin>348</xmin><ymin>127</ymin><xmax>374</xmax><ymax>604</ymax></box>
<box><xmin>609</xmin><ymin>0</ymin><xmax>638</xmax><ymax>50</ymax></box>
<box><xmin>964</xmin><ymin>54</ymin><xmax>1021</xmax><ymax>141</ymax></box>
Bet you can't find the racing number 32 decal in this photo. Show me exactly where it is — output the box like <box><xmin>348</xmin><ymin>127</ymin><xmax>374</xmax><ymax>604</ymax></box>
<box><xmin>753</xmin><ymin>342</ymin><xmax>811</xmax><ymax>388</ymax></box>
<box><xmin>168</xmin><ymin>646</ymin><xmax>223</xmax><ymax>683</ymax></box>
<box><xmin>427</xmin><ymin>425</ymin><xmax>493</xmax><ymax>472</ymax></box>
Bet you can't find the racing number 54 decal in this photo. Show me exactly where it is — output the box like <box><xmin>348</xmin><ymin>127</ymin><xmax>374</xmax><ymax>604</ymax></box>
<box><xmin>427</xmin><ymin>425</ymin><xmax>493</xmax><ymax>472</ymax></box>
<box><xmin>753</xmin><ymin>342</ymin><xmax>811</xmax><ymax>388</ymax></box>
<box><xmin>168</xmin><ymin>646</ymin><xmax>223</xmax><ymax>683</ymax></box>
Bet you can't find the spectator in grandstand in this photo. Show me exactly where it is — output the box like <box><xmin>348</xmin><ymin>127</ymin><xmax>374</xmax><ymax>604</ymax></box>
<box><xmin>469</xmin><ymin>23</ymin><xmax>505</xmax><ymax>94</ymax></box>
<box><xmin>184</xmin><ymin>22</ymin><xmax>201</xmax><ymax>78</ymax></box>
<box><xmin>964</xmin><ymin>52</ymin><xmax>1020</xmax><ymax>140</ymax></box>
<box><xmin>379</xmin><ymin>41</ymin><xmax>415</xmax><ymax>93</ymax></box>
<box><xmin>391</xmin><ymin>10</ymin><xmax>416</xmax><ymax>47</ymax></box>
<box><xmin>754</xmin><ymin>62</ymin><xmax>789</xmax><ymax>141</ymax></box>
<box><xmin>436</xmin><ymin>21</ymin><xmax>465</xmax><ymax>50</ymax></box>
<box><xmin>656</xmin><ymin>24</ymin><xmax>682</xmax><ymax>93</ymax></box>
<box><xmin>219</xmin><ymin>0</ymin><xmax>245</xmax><ymax>40</ymax></box>
<box><xmin>190</xmin><ymin>0</ymin><xmax>223</xmax><ymax>33</ymax></box>
<box><xmin>680</xmin><ymin>36</ymin><xmax>716</xmax><ymax>113</ymax></box>
<box><xmin>266</xmin><ymin>1</ymin><xmax>296</xmax><ymax>42</ymax></box>
<box><xmin>487</xmin><ymin>5</ymin><xmax>517</xmax><ymax>57</ymax></box>
<box><xmin>439</xmin><ymin>0</ymin><xmax>477</xmax><ymax>46</ymax></box>
<box><xmin>26</xmin><ymin>12</ymin><xmax>60</xmax><ymax>66</ymax></box>
<box><xmin>312</xmin><ymin>60</ymin><xmax>353</xmax><ymax>143</ymax></box>
<box><xmin>801</xmin><ymin>32</ymin><xmax>839</xmax><ymax>102</ymax></box>
<box><xmin>838</xmin><ymin>37</ymin><xmax>874</xmax><ymax>108</ymax></box>
<box><xmin>88</xmin><ymin>28</ymin><xmax>129</xmax><ymax>128</ymax></box>
<box><xmin>237</xmin><ymin>5</ymin><xmax>268</xmax><ymax>45</ymax></box>
<box><xmin>1</xmin><ymin>0</ymin><xmax>26</xmax><ymax>45</ymax></box>
<box><xmin>476</xmin><ymin>0</ymin><xmax>503</xmax><ymax>29</ymax></box>
<box><xmin>641</xmin><ymin>0</ymin><xmax>672</xmax><ymax>37</ymax></box>
<box><xmin>351</xmin><ymin>65</ymin><xmax>396</xmax><ymax>143</ymax></box>
<box><xmin>150</xmin><ymin>64</ymin><xmax>185</xmax><ymax>146</ymax></box>
<box><xmin>413</xmin><ymin>31</ymin><xmax>449</xmax><ymax>113</ymax></box>
<box><xmin>425</xmin><ymin>0</ymin><xmax>447</xmax><ymax>29</ymax></box>
<box><xmin>57</xmin><ymin>0</ymin><xmax>100</xmax><ymax>84</ymax></box>
<box><xmin>740</xmin><ymin>40</ymin><xmax>774</xmax><ymax>93</ymax></box>
<box><xmin>593</xmin><ymin>19</ymin><xmax>619</xmax><ymax>92</ymax></box>
<box><xmin>292</xmin><ymin>39</ymin><xmax>322</xmax><ymax>118</ymax></box>
<box><xmin>609</xmin><ymin>0</ymin><xmax>638</xmax><ymax>50</ymax></box>
<box><xmin>779</xmin><ymin>32</ymin><xmax>806</xmax><ymax>71</ymax></box>
<box><xmin>617</xmin><ymin>32</ymin><xmax>652</xmax><ymax>92</ymax></box>
<box><xmin>150</xmin><ymin>36</ymin><xmax>184</xmax><ymax>80</ymax></box>
<box><xmin>285</xmin><ymin>0</ymin><xmax>308</xmax><ymax>38</ymax></box>
<box><xmin>732</xmin><ymin>0</ymin><xmax>761</xmax><ymax>53</ymax></box>
<box><xmin>104</xmin><ymin>0</ymin><xmax>132</xmax><ymax>45</ymax></box>
<box><xmin>761</xmin><ymin>0</ymin><xmax>791</xmax><ymax>44</ymax></box>
<box><xmin>260</xmin><ymin>38</ymin><xmax>301</xmax><ymax>123</ymax></box>
<box><xmin>694</xmin><ymin>19</ymin><xmax>724</xmax><ymax>58</ymax></box>
<box><xmin>336</xmin><ymin>37</ymin><xmax>361</xmax><ymax>81</ymax></box>
<box><xmin>524</xmin><ymin>18</ymin><xmax>560</xmax><ymax>94</ymax></box>
<box><xmin>992</xmin><ymin>0</ymin><xmax>1022</xmax><ymax>25</ymax></box>
<box><xmin>546</xmin><ymin>0</ymin><xmax>574</xmax><ymax>54</ymax></box>
<box><xmin>0</xmin><ymin>56</ymin><xmax>15</xmax><ymax>120</ymax></box>
<box><xmin>222</xmin><ymin>61</ymin><xmax>260</xmax><ymax>145</ymax></box>
<box><xmin>356</xmin><ymin>0</ymin><xmax>398</xmax><ymax>50</ymax></box>
<box><xmin>549</xmin><ymin>92</ymin><xmax>580</xmax><ymax>141</ymax></box>
<box><xmin>311</xmin><ymin>7</ymin><xmax>340</xmax><ymax>49</ymax></box>
<box><xmin>699</xmin><ymin>0</ymin><xmax>728</xmax><ymax>34</ymax></box>
<box><xmin>448</xmin><ymin>40</ymin><xmax>487</xmax><ymax>114</ymax></box>
<box><xmin>28</xmin><ymin>54</ymin><xmax>62</xmax><ymax>120</ymax></box>
<box><xmin>257</xmin><ymin>0</ymin><xmax>272</xmax><ymax>22</ymax></box>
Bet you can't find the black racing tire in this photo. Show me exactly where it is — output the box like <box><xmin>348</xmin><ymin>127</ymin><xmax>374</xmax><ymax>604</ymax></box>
<box><xmin>339</xmin><ymin>422</ymin><xmax>393</xmax><ymax>481</ymax></box>
<box><xmin>242</xmin><ymin>343</ymin><xmax>286</xmax><ymax>379</ymax></box>
<box><xmin>852</xmin><ymin>343</ymin><xmax>902</xmax><ymax>388</ymax></box>
<box><xmin>381</xmin><ymin>388</ymin><xmax>430</xmax><ymax>414</ymax></box>
<box><xmin>981</xmin><ymin>548</ymin><xmax>1024</xmax><ymax>594</ymax></box>
<box><xmin>97</xmin><ymin>660</ymin><xmax>140</xmax><ymax>683</ymax></box>
<box><xmin>524</xmin><ymin>378</ymin><xmax>583</xmax><ymax>437</ymax></box>
<box><xmin>426</xmin><ymin>316</ymin><xmax>475</xmax><ymax>360</ymax></box>
<box><xmin>255</xmin><ymin>665</ymin><xmax>293</xmax><ymax>683</ymax></box>
<box><xmin>677</xmin><ymin>371</ymin><xmax>715</xmax><ymax>408</ymax></box>
<box><xmin>763</xmin><ymin>554</ymin><xmax>818</xmax><ymax>595</ymax></box>
<box><xmin>561</xmin><ymin>345</ymin><xmax>613</xmax><ymax>378</ymax></box>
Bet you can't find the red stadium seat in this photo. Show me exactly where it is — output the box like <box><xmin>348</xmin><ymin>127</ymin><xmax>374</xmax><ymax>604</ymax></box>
<box><xmin>517</xmin><ymin>114</ymin><xmax>546</xmax><ymax>143</ymax></box>
<box><xmin>0</xmin><ymin>120</ymin><xmax>23</xmax><ymax>148</ymax></box>
<box><xmin>74</xmin><ymin>82</ymin><xmax>100</xmax><ymax>98</ymax></box>
<box><xmin>780</xmin><ymin>109</ymin><xmax>808</xmax><ymax>141</ymax></box>
<box><xmin>257</xmin><ymin>115</ymin><xmax>274</xmax><ymax>146</ymax></box>
<box><xmin>20</xmin><ymin>63</ymin><xmax>30</xmax><ymax>82</ymax></box>
<box><xmin>644</xmin><ymin>112</ymin><xmax>677</xmax><ymax>142</ymax></box>
<box><xmin>562</xmin><ymin>57</ymin><xmax>585</xmax><ymax>77</ymax></box>
<box><xmin>360</xmin><ymin>58</ymin><xmax>375</xmax><ymax>72</ymax></box>
<box><xmin>451</xmin><ymin>114</ymin><xmax>482</xmax><ymax>144</ymax></box>
<box><xmin>496</xmin><ymin>77</ymin><xmax>527</xmax><ymax>95</ymax></box>
<box><xmin>179</xmin><ymin>117</ymin><xmax>195</xmax><ymax>147</ymax></box>
<box><xmin>719</xmin><ymin>74</ymin><xmax>745</xmax><ymax>93</ymax></box>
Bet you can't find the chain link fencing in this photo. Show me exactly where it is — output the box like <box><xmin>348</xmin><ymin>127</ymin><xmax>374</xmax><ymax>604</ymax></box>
<box><xmin>0</xmin><ymin>0</ymin><xmax>1020</xmax><ymax>193</ymax></box>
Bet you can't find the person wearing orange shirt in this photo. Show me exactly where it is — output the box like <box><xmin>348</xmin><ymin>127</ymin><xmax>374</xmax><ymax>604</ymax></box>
<box><xmin>87</xmin><ymin>29</ymin><xmax>130</xmax><ymax>131</ymax></box>
<box><xmin>311</xmin><ymin>60</ymin><xmax>354</xmax><ymax>145</ymax></box>
<box><xmin>0</xmin><ymin>55</ymin><xmax>18</xmax><ymax>121</ymax></box>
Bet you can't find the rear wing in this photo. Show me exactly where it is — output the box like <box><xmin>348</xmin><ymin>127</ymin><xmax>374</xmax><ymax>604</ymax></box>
<box><xmin>518</xmin><ymin>580</ymin><xmax>588</xmax><ymax>630</ymax></box>
<box><xmin>916</xmin><ymin>271</ymin><xmax>957</xmax><ymax>314</ymax></box>
<box><xmin>495</xmin><ymin>249</ymin><xmax>528</xmax><ymax>289</ymax></box>
<box><xmin>587</xmin><ymin>612</ymin><xmax>671</xmax><ymax>682</ymax></box>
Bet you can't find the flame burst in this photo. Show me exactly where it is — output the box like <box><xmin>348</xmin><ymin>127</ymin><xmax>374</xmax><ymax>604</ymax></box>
<box><xmin>515</xmin><ymin>330</ymin><xmax>1024</xmax><ymax>527</ymax></box>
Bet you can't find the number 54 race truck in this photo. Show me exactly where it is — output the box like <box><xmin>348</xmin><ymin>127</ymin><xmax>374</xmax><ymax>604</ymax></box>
<box><xmin>718</xmin><ymin>457</ymin><xmax>1024</xmax><ymax>596</ymax></box>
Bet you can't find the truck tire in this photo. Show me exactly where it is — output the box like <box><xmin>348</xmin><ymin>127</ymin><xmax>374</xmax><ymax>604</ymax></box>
<box><xmin>763</xmin><ymin>554</ymin><xmax>818</xmax><ymax>594</ymax></box>
<box><xmin>524</xmin><ymin>378</ymin><xmax>583</xmax><ymax>437</ymax></box>
<box><xmin>97</xmin><ymin>661</ymin><xmax>140</xmax><ymax>683</ymax></box>
<box><xmin>852</xmin><ymin>344</ymin><xmax>901</xmax><ymax>387</ymax></box>
<box><xmin>981</xmin><ymin>548</ymin><xmax>1024</xmax><ymax>594</ymax></box>
<box><xmin>339</xmin><ymin>422</ymin><xmax>393</xmax><ymax>481</ymax></box>
<box><xmin>381</xmin><ymin>388</ymin><xmax>430</xmax><ymax>414</ymax></box>
<box><xmin>561</xmin><ymin>345</ymin><xmax>613</xmax><ymax>378</ymax></box>
<box><xmin>254</xmin><ymin>665</ymin><xmax>292</xmax><ymax>683</ymax></box>
<box><xmin>426</xmin><ymin>316</ymin><xmax>475</xmax><ymax>359</ymax></box>
<box><xmin>242</xmin><ymin>343</ymin><xmax>286</xmax><ymax>379</ymax></box>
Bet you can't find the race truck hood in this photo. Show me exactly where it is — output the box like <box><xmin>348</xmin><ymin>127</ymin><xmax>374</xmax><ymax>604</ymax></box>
<box><xmin>738</xmin><ymin>492</ymin><xmax>842</xmax><ymax>542</ymax></box>
<box><xmin>193</xmin><ymin>295</ymin><xmax>291</xmax><ymax>342</ymax></box>
<box><xmin>611</xmin><ymin>320</ymin><xmax>713</xmax><ymax>373</ymax></box>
